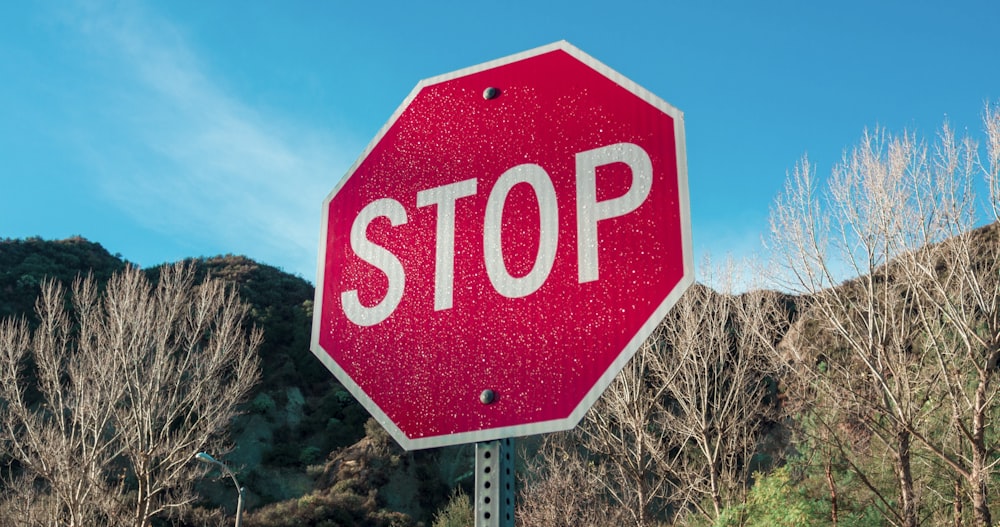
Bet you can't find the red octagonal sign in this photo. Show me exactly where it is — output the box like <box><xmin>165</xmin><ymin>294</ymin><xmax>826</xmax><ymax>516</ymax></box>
<box><xmin>311</xmin><ymin>41</ymin><xmax>692</xmax><ymax>450</ymax></box>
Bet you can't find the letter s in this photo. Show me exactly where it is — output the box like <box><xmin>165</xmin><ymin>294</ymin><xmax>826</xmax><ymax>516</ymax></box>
<box><xmin>341</xmin><ymin>198</ymin><xmax>407</xmax><ymax>326</ymax></box>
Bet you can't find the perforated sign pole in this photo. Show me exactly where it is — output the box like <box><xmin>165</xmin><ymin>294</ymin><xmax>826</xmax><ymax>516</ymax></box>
<box><xmin>475</xmin><ymin>438</ymin><xmax>515</xmax><ymax>527</ymax></box>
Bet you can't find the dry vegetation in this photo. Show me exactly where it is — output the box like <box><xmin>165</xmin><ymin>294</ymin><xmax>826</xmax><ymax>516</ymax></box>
<box><xmin>0</xmin><ymin>264</ymin><xmax>260</xmax><ymax>526</ymax></box>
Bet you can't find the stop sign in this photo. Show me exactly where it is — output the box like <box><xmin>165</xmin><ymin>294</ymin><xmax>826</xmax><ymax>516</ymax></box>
<box><xmin>311</xmin><ymin>41</ymin><xmax>692</xmax><ymax>450</ymax></box>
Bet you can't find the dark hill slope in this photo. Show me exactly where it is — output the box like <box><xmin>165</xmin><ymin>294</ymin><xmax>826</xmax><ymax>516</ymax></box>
<box><xmin>0</xmin><ymin>236</ymin><xmax>127</xmax><ymax>319</ymax></box>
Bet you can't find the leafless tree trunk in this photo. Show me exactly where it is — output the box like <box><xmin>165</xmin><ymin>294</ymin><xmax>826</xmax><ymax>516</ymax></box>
<box><xmin>954</xmin><ymin>478</ymin><xmax>964</xmax><ymax>527</ymax></box>
<box><xmin>0</xmin><ymin>263</ymin><xmax>261</xmax><ymax>527</ymax></box>
<box><xmin>826</xmin><ymin>459</ymin><xmax>839</xmax><ymax>527</ymax></box>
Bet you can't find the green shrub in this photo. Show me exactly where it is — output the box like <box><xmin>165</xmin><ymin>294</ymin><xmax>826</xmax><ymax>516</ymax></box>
<box><xmin>715</xmin><ymin>467</ymin><xmax>825</xmax><ymax>527</ymax></box>
<box><xmin>299</xmin><ymin>446</ymin><xmax>323</xmax><ymax>465</ymax></box>
<box><xmin>251</xmin><ymin>392</ymin><xmax>277</xmax><ymax>414</ymax></box>
<box><xmin>262</xmin><ymin>442</ymin><xmax>299</xmax><ymax>466</ymax></box>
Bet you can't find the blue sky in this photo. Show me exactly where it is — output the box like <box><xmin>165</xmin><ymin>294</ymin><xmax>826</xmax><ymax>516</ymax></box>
<box><xmin>1</xmin><ymin>1</ymin><xmax>997</xmax><ymax>282</ymax></box>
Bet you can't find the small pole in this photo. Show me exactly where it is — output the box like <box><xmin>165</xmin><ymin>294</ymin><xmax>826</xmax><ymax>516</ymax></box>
<box><xmin>235</xmin><ymin>486</ymin><xmax>245</xmax><ymax>527</ymax></box>
<box><xmin>475</xmin><ymin>438</ymin><xmax>515</xmax><ymax>527</ymax></box>
<box><xmin>194</xmin><ymin>452</ymin><xmax>245</xmax><ymax>527</ymax></box>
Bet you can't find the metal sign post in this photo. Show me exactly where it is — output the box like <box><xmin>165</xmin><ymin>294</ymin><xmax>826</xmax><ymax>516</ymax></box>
<box><xmin>475</xmin><ymin>438</ymin><xmax>515</xmax><ymax>527</ymax></box>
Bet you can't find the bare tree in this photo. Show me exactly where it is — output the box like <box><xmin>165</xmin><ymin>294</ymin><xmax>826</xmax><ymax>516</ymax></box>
<box><xmin>0</xmin><ymin>263</ymin><xmax>261</xmax><ymax>527</ymax></box>
<box><xmin>769</xmin><ymin>123</ymin><xmax>980</xmax><ymax>527</ymax></box>
<box><xmin>656</xmin><ymin>263</ymin><xmax>784</xmax><ymax>525</ymax></box>
<box><xmin>517</xmin><ymin>433</ymin><xmax>630</xmax><ymax>527</ymax></box>
<box><xmin>0</xmin><ymin>278</ymin><xmax>127</xmax><ymax>526</ymax></box>
<box><xmin>577</xmin><ymin>333</ymin><xmax>678</xmax><ymax>527</ymax></box>
<box><xmin>771</xmin><ymin>107</ymin><xmax>1000</xmax><ymax>527</ymax></box>
<box><xmin>568</xmin><ymin>259</ymin><xmax>782</xmax><ymax>527</ymax></box>
<box><xmin>903</xmin><ymin>105</ymin><xmax>1000</xmax><ymax>527</ymax></box>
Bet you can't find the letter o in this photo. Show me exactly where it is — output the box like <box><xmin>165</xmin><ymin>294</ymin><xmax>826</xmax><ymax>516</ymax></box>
<box><xmin>483</xmin><ymin>164</ymin><xmax>558</xmax><ymax>298</ymax></box>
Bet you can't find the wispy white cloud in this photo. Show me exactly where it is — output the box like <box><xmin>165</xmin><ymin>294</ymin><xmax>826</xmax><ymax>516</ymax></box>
<box><xmin>65</xmin><ymin>1</ymin><xmax>350</xmax><ymax>280</ymax></box>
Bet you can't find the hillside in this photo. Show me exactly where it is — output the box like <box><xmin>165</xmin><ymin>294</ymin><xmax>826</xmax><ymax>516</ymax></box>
<box><xmin>7</xmin><ymin>223</ymin><xmax>997</xmax><ymax>525</ymax></box>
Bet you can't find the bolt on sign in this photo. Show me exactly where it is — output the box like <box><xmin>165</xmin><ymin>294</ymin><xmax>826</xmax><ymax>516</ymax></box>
<box><xmin>311</xmin><ymin>41</ymin><xmax>693</xmax><ymax>450</ymax></box>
